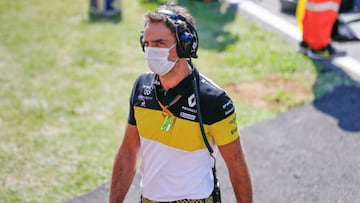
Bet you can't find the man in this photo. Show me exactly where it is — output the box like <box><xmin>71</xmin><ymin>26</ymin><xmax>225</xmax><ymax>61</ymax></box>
<box><xmin>109</xmin><ymin>3</ymin><xmax>252</xmax><ymax>203</ymax></box>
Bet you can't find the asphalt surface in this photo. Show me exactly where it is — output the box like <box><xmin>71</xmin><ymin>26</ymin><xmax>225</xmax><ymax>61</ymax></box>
<box><xmin>62</xmin><ymin>1</ymin><xmax>360</xmax><ymax>203</ymax></box>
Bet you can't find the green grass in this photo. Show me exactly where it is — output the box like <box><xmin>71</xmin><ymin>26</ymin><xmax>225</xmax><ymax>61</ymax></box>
<box><xmin>0</xmin><ymin>0</ymin><xmax>358</xmax><ymax>202</ymax></box>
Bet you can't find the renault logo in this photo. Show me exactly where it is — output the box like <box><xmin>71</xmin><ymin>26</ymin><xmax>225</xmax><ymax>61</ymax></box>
<box><xmin>188</xmin><ymin>94</ymin><xmax>196</xmax><ymax>107</ymax></box>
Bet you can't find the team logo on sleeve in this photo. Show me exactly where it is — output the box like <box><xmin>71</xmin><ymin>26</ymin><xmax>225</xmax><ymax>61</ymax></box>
<box><xmin>143</xmin><ymin>85</ymin><xmax>152</xmax><ymax>96</ymax></box>
<box><xmin>222</xmin><ymin>99</ymin><xmax>234</xmax><ymax>116</ymax></box>
<box><xmin>138</xmin><ymin>85</ymin><xmax>153</xmax><ymax>101</ymax></box>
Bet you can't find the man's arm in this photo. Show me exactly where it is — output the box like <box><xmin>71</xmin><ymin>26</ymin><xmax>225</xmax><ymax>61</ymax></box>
<box><xmin>218</xmin><ymin>137</ymin><xmax>253</xmax><ymax>203</ymax></box>
<box><xmin>109</xmin><ymin>124</ymin><xmax>140</xmax><ymax>203</ymax></box>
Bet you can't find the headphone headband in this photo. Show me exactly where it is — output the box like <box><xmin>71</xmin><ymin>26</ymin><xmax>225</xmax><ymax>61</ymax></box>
<box><xmin>157</xmin><ymin>9</ymin><xmax>188</xmax><ymax>23</ymax></box>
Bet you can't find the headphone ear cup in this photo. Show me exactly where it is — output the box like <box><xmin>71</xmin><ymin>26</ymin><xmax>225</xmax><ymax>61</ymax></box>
<box><xmin>180</xmin><ymin>31</ymin><xmax>194</xmax><ymax>43</ymax></box>
<box><xmin>177</xmin><ymin>30</ymin><xmax>194</xmax><ymax>58</ymax></box>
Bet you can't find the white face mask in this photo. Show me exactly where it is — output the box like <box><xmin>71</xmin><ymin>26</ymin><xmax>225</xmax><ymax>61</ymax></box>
<box><xmin>144</xmin><ymin>44</ymin><xmax>178</xmax><ymax>76</ymax></box>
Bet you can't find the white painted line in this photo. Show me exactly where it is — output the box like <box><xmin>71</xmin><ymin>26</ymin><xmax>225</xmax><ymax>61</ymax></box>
<box><xmin>333</xmin><ymin>56</ymin><xmax>360</xmax><ymax>82</ymax></box>
<box><xmin>237</xmin><ymin>0</ymin><xmax>302</xmax><ymax>41</ymax></box>
<box><xmin>231</xmin><ymin>0</ymin><xmax>360</xmax><ymax>82</ymax></box>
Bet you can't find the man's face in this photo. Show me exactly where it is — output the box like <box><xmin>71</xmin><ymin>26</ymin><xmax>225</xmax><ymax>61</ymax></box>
<box><xmin>143</xmin><ymin>21</ymin><xmax>178</xmax><ymax>60</ymax></box>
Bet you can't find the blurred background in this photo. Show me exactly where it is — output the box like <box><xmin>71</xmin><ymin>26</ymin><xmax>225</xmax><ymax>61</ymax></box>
<box><xmin>1</xmin><ymin>0</ymin><xmax>358</xmax><ymax>202</ymax></box>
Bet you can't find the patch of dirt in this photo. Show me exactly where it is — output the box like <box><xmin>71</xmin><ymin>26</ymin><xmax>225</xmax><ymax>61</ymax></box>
<box><xmin>226</xmin><ymin>75</ymin><xmax>313</xmax><ymax>110</ymax></box>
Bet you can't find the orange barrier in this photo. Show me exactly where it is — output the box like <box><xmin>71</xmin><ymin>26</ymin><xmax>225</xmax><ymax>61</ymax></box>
<box><xmin>301</xmin><ymin>0</ymin><xmax>341</xmax><ymax>50</ymax></box>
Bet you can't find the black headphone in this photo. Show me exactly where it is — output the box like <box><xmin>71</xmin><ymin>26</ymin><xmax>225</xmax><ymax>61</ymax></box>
<box><xmin>140</xmin><ymin>9</ymin><xmax>199</xmax><ymax>58</ymax></box>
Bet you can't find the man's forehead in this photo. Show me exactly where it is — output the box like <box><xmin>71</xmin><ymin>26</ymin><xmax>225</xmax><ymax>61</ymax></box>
<box><xmin>143</xmin><ymin>33</ymin><xmax>170</xmax><ymax>42</ymax></box>
<box><xmin>144</xmin><ymin>21</ymin><xmax>169</xmax><ymax>30</ymax></box>
<box><xmin>143</xmin><ymin>22</ymin><xmax>174</xmax><ymax>41</ymax></box>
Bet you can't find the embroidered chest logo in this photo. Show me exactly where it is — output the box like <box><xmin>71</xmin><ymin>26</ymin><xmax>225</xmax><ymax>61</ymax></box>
<box><xmin>179</xmin><ymin>94</ymin><xmax>197</xmax><ymax>121</ymax></box>
<box><xmin>188</xmin><ymin>94</ymin><xmax>196</xmax><ymax>107</ymax></box>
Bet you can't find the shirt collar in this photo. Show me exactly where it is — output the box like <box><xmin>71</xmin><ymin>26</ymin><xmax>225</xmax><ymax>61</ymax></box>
<box><xmin>154</xmin><ymin>73</ymin><xmax>193</xmax><ymax>96</ymax></box>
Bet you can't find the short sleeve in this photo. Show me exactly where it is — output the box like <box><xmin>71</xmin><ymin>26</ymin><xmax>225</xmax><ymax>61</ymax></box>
<box><xmin>127</xmin><ymin>78</ymin><xmax>138</xmax><ymax>125</ymax></box>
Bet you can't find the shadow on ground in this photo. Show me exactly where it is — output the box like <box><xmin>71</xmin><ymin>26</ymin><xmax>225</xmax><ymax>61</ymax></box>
<box><xmin>314</xmin><ymin>85</ymin><xmax>360</xmax><ymax>132</ymax></box>
<box><xmin>311</xmin><ymin>58</ymin><xmax>360</xmax><ymax>132</ymax></box>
